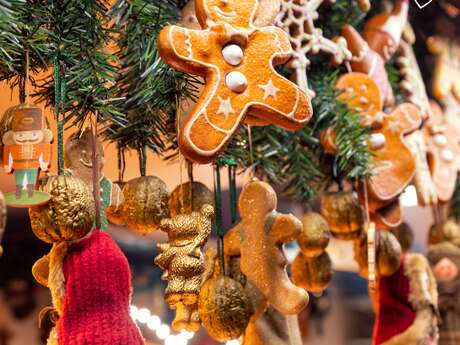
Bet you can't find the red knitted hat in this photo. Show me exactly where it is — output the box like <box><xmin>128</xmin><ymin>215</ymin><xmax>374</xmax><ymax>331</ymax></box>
<box><xmin>373</xmin><ymin>255</ymin><xmax>416</xmax><ymax>345</ymax></box>
<box><xmin>57</xmin><ymin>229</ymin><xmax>144</xmax><ymax>345</ymax></box>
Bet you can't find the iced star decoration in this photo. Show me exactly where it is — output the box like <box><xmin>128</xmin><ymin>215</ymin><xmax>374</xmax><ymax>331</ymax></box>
<box><xmin>157</xmin><ymin>0</ymin><xmax>312</xmax><ymax>164</ymax></box>
<box><xmin>275</xmin><ymin>0</ymin><xmax>352</xmax><ymax>97</ymax></box>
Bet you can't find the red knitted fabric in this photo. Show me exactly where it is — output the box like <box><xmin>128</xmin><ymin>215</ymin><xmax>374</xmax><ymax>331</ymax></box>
<box><xmin>373</xmin><ymin>256</ymin><xmax>416</xmax><ymax>345</ymax></box>
<box><xmin>58</xmin><ymin>229</ymin><xmax>144</xmax><ymax>345</ymax></box>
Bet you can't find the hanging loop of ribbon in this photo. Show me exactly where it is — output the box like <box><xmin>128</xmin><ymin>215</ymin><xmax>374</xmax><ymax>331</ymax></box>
<box><xmin>54</xmin><ymin>58</ymin><xmax>66</xmax><ymax>176</ymax></box>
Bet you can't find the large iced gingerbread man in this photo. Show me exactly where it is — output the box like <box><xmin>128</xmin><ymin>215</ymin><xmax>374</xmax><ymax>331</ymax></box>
<box><xmin>157</xmin><ymin>0</ymin><xmax>312</xmax><ymax>163</ymax></box>
<box><xmin>224</xmin><ymin>179</ymin><xmax>309</xmax><ymax>316</ymax></box>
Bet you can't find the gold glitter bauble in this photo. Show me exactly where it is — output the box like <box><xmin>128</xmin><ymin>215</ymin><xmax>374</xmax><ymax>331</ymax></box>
<box><xmin>122</xmin><ymin>176</ymin><xmax>170</xmax><ymax>235</ymax></box>
<box><xmin>298</xmin><ymin>212</ymin><xmax>331</xmax><ymax>258</ymax></box>
<box><xmin>106</xmin><ymin>181</ymin><xmax>126</xmax><ymax>226</ymax></box>
<box><xmin>321</xmin><ymin>191</ymin><xmax>364</xmax><ymax>240</ymax></box>
<box><xmin>0</xmin><ymin>190</ymin><xmax>6</xmax><ymax>256</ymax></box>
<box><xmin>354</xmin><ymin>230</ymin><xmax>401</xmax><ymax>278</ymax></box>
<box><xmin>29</xmin><ymin>175</ymin><xmax>95</xmax><ymax>243</ymax></box>
<box><xmin>292</xmin><ymin>252</ymin><xmax>332</xmax><ymax>293</ymax></box>
<box><xmin>199</xmin><ymin>276</ymin><xmax>252</xmax><ymax>342</ymax></box>
<box><xmin>168</xmin><ymin>181</ymin><xmax>214</xmax><ymax>216</ymax></box>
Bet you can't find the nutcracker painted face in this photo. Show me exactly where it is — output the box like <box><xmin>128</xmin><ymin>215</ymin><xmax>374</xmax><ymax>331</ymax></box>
<box><xmin>13</xmin><ymin>130</ymin><xmax>44</xmax><ymax>144</ymax></box>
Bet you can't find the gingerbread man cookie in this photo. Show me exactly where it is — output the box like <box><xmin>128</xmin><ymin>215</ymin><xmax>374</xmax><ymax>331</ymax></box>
<box><xmin>425</xmin><ymin>101</ymin><xmax>460</xmax><ymax>202</ymax></box>
<box><xmin>224</xmin><ymin>179</ymin><xmax>309</xmax><ymax>315</ymax></box>
<box><xmin>336</xmin><ymin>73</ymin><xmax>422</xmax><ymax>212</ymax></box>
<box><xmin>427</xmin><ymin>36</ymin><xmax>460</xmax><ymax>102</ymax></box>
<box><xmin>158</xmin><ymin>0</ymin><xmax>312</xmax><ymax>163</ymax></box>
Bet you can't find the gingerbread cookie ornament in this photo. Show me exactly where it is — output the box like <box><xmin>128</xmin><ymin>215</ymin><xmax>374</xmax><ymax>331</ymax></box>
<box><xmin>427</xmin><ymin>36</ymin><xmax>460</xmax><ymax>102</ymax></box>
<box><xmin>158</xmin><ymin>0</ymin><xmax>312</xmax><ymax>163</ymax></box>
<box><xmin>224</xmin><ymin>180</ymin><xmax>309</xmax><ymax>315</ymax></box>
<box><xmin>336</xmin><ymin>73</ymin><xmax>422</xmax><ymax>211</ymax></box>
<box><xmin>425</xmin><ymin>101</ymin><xmax>460</xmax><ymax>202</ymax></box>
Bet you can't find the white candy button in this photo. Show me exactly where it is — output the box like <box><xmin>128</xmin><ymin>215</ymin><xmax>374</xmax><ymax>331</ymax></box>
<box><xmin>226</xmin><ymin>71</ymin><xmax>248</xmax><ymax>93</ymax></box>
<box><xmin>222</xmin><ymin>44</ymin><xmax>244</xmax><ymax>66</ymax></box>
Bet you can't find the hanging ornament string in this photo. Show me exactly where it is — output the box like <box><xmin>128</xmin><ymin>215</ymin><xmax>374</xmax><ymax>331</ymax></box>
<box><xmin>54</xmin><ymin>58</ymin><xmax>66</xmax><ymax>176</ymax></box>
<box><xmin>117</xmin><ymin>144</ymin><xmax>126</xmax><ymax>183</ymax></box>
<box><xmin>90</xmin><ymin>111</ymin><xmax>102</xmax><ymax>230</ymax></box>
<box><xmin>213</xmin><ymin>162</ymin><xmax>226</xmax><ymax>275</ymax></box>
<box><xmin>139</xmin><ymin>145</ymin><xmax>147</xmax><ymax>177</ymax></box>
<box><xmin>227</xmin><ymin>161</ymin><xmax>238</xmax><ymax>225</ymax></box>
<box><xmin>19</xmin><ymin>48</ymin><xmax>30</xmax><ymax>104</ymax></box>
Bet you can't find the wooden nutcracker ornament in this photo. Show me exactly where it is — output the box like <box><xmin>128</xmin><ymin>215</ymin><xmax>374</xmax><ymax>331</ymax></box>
<box><xmin>157</xmin><ymin>0</ymin><xmax>312</xmax><ymax>163</ymax></box>
<box><xmin>224</xmin><ymin>179</ymin><xmax>309</xmax><ymax>316</ymax></box>
<box><xmin>2</xmin><ymin>105</ymin><xmax>53</xmax><ymax>207</ymax></box>
<box><xmin>155</xmin><ymin>204</ymin><xmax>214</xmax><ymax>332</ymax></box>
<box><xmin>64</xmin><ymin>129</ymin><xmax>124</xmax><ymax>229</ymax></box>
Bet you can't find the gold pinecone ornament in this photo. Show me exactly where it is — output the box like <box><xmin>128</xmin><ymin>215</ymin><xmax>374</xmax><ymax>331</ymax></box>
<box><xmin>121</xmin><ymin>176</ymin><xmax>170</xmax><ymax>235</ymax></box>
<box><xmin>0</xmin><ymin>190</ymin><xmax>6</xmax><ymax>256</ymax></box>
<box><xmin>199</xmin><ymin>275</ymin><xmax>252</xmax><ymax>342</ymax></box>
<box><xmin>168</xmin><ymin>181</ymin><xmax>214</xmax><ymax>216</ymax></box>
<box><xmin>321</xmin><ymin>191</ymin><xmax>365</xmax><ymax>240</ymax></box>
<box><xmin>29</xmin><ymin>175</ymin><xmax>95</xmax><ymax>243</ymax></box>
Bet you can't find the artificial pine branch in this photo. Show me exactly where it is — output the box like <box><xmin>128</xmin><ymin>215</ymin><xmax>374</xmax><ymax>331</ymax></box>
<box><xmin>0</xmin><ymin>0</ymin><xmax>49</xmax><ymax>101</ymax></box>
<box><xmin>108</xmin><ymin>0</ymin><xmax>196</xmax><ymax>157</ymax></box>
<box><xmin>34</xmin><ymin>0</ymin><xmax>122</xmax><ymax>128</ymax></box>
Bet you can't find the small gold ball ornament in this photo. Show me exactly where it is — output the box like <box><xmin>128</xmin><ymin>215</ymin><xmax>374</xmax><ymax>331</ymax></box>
<box><xmin>292</xmin><ymin>252</ymin><xmax>333</xmax><ymax>293</ymax></box>
<box><xmin>199</xmin><ymin>276</ymin><xmax>252</xmax><ymax>342</ymax></box>
<box><xmin>105</xmin><ymin>181</ymin><xmax>126</xmax><ymax>226</ymax></box>
<box><xmin>0</xmin><ymin>190</ymin><xmax>6</xmax><ymax>256</ymax></box>
<box><xmin>321</xmin><ymin>191</ymin><xmax>364</xmax><ymax>240</ymax></box>
<box><xmin>298</xmin><ymin>212</ymin><xmax>331</xmax><ymax>257</ymax></box>
<box><xmin>168</xmin><ymin>181</ymin><xmax>214</xmax><ymax>216</ymax></box>
<box><xmin>122</xmin><ymin>176</ymin><xmax>170</xmax><ymax>235</ymax></box>
<box><xmin>29</xmin><ymin>175</ymin><xmax>95</xmax><ymax>243</ymax></box>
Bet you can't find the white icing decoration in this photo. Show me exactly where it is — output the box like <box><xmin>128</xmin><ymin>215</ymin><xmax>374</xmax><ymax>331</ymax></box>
<box><xmin>258</xmin><ymin>79</ymin><xmax>280</xmax><ymax>100</ymax></box>
<box><xmin>225</xmin><ymin>71</ymin><xmax>248</xmax><ymax>93</ymax></box>
<box><xmin>217</xmin><ymin>96</ymin><xmax>235</xmax><ymax>118</ymax></box>
<box><xmin>213</xmin><ymin>6</ymin><xmax>237</xmax><ymax>19</ymax></box>
<box><xmin>222</xmin><ymin>44</ymin><xmax>244</xmax><ymax>66</ymax></box>
<box><xmin>433</xmin><ymin>134</ymin><xmax>447</xmax><ymax>147</ymax></box>
<box><xmin>441</xmin><ymin>149</ymin><xmax>454</xmax><ymax>162</ymax></box>
<box><xmin>369</xmin><ymin>133</ymin><xmax>386</xmax><ymax>150</ymax></box>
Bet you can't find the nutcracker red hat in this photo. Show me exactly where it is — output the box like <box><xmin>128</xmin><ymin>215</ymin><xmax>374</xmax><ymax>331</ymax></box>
<box><xmin>57</xmin><ymin>229</ymin><xmax>144</xmax><ymax>345</ymax></box>
<box><xmin>11</xmin><ymin>106</ymin><xmax>44</xmax><ymax>131</ymax></box>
